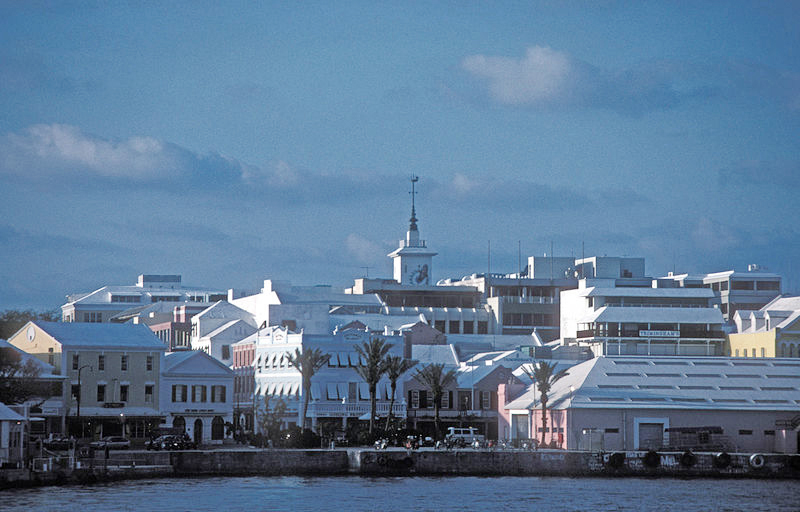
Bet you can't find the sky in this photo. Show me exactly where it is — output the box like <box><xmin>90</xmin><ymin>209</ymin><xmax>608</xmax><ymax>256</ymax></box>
<box><xmin>1</xmin><ymin>1</ymin><xmax>799</xmax><ymax>310</ymax></box>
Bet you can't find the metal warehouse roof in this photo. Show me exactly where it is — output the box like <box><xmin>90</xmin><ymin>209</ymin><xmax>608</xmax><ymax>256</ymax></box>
<box><xmin>505</xmin><ymin>356</ymin><xmax>800</xmax><ymax>412</ymax></box>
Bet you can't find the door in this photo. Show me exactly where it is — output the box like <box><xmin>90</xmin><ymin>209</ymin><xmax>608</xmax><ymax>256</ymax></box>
<box><xmin>194</xmin><ymin>419</ymin><xmax>203</xmax><ymax>446</ymax></box>
<box><xmin>638</xmin><ymin>423</ymin><xmax>664</xmax><ymax>450</ymax></box>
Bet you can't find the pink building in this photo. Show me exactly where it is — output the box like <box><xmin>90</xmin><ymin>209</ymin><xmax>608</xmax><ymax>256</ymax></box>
<box><xmin>502</xmin><ymin>356</ymin><xmax>800</xmax><ymax>453</ymax></box>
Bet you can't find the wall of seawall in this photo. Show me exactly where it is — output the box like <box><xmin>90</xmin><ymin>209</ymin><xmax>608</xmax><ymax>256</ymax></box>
<box><xmin>170</xmin><ymin>449</ymin><xmax>350</xmax><ymax>476</ymax></box>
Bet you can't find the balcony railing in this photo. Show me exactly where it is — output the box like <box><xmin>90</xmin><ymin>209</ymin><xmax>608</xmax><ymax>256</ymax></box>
<box><xmin>308</xmin><ymin>401</ymin><xmax>406</xmax><ymax>418</ymax></box>
<box><xmin>577</xmin><ymin>329</ymin><xmax>724</xmax><ymax>339</ymax></box>
<box><xmin>501</xmin><ymin>296</ymin><xmax>555</xmax><ymax>304</ymax></box>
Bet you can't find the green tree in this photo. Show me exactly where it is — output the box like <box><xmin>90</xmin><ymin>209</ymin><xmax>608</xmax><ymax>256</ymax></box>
<box><xmin>0</xmin><ymin>309</ymin><xmax>59</xmax><ymax>340</ymax></box>
<box><xmin>286</xmin><ymin>347</ymin><xmax>330</xmax><ymax>430</ymax></box>
<box><xmin>0</xmin><ymin>346</ymin><xmax>43</xmax><ymax>404</ymax></box>
<box><xmin>353</xmin><ymin>337</ymin><xmax>392</xmax><ymax>435</ymax></box>
<box><xmin>413</xmin><ymin>363</ymin><xmax>457</xmax><ymax>440</ymax></box>
<box><xmin>383</xmin><ymin>355</ymin><xmax>416</xmax><ymax>431</ymax></box>
<box><xmin>521</xmin><ymin>361</ymin><xmax>569</xmax><ymax>446</ymax></box>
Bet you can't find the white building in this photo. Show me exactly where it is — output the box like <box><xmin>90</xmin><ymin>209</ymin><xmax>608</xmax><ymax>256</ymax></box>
<box><xmin>0</xmin><ymin>403</ymin><xmax>26</xmax><ymax>467</ymax></box>
<box><xmin>61</xmin><ymin>274</ymin><xmax>227</xmax><ymax>324</ymax></box>
<box><xmin>160</xmin><ymin>350</ymin><xmax>234</xmax><ymax>446</ymax></box>
<box><xmin>249</xmin><ymin>325</ymin><xmax>407</xmax><ymax>432</ymax></box>
<box><xmin>660</xmin><ymin>266</ymin><xmax>782</xmax><ymax>322</ymax></box>
<box><xmin>190</xmin><ymin>301</ymin><xmax>257</xmax><ymax>366</ymax></box>
<box><xmin>560</xmin><ymin>279</ymin><xmax>725</xmax><ymax>356</ymax></box>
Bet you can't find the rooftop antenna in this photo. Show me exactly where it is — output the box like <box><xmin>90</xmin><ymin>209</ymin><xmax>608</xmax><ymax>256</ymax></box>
<box><xmin>360</xmin><ymin>266</ymin><xmax>372</xmax><ymax>278</ymax></box>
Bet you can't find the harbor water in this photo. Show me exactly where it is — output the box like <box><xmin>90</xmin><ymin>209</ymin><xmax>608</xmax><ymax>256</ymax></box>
<box><xmin>3</xmin><ymin>475</ymin><xmax>800</xmax><ymax>511</ymax></box>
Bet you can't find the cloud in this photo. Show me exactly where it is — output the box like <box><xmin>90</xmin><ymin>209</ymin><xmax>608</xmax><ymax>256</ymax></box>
<box><xmin>345</xmin><ymin>233</ymin><xmax>382</xmax><ymax>264</ymax></box>
<box><xmin>0</xmin><ymin>124</ymin><xmax>217</xmax><ymax>183</ymax></box>
<box><xmin>462</xmin><ymin>46</ymin><xmax>573</xmax><ymax>105</ymax></box>
<box><xmin>462</xmin><ymin>46</ymin><xmax>715</xmax><ymax>115</ymax></box>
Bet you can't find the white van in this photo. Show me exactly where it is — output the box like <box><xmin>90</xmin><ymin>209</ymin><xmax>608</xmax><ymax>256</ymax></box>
<box><xmin>445</xmin><ymin>427</ymin><xmax>484</xmax><ymax>443</ymax></box>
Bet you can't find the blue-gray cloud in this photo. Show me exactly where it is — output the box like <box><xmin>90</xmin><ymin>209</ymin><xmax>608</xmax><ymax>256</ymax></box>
<box><xmin>462</xmin><ymin>46</ymin><xmax>799</xmax><ymax>116</ymax></box>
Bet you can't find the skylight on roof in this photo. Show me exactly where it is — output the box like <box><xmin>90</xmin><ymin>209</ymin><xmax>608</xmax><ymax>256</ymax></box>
<box><xmin>760</xmin><ymin>386</ymin><xmax>796</xmax><ymax>391</ymax></box>
<box><xmin>613</xmin><ymin>360</ymin><xmax>648</xmax><ymax>365</ymax></box>
<box><xmin>597</xmin><ymin>384</ymin><xmax>635</xmax><ymax>389</ymax></box>
<box><xmin>719</xmin><ymin>386</ymin><xmax>754</xmax><ymax>391</ymax></box>
<box><xmin>766</xmin><ymin>375</ymin><xmax>800</xmax><ymax>379</ymax></box>
<box><xmin>606</xmin><ymin>372</ymin><xmax>641</xmax><ymax>377</ymax></box>
<box><xmin>645</xmin><ymin>373</ymin><xmax>681</xmax><ymax>378</ymax></box>
<box><xmin>679</xmin><ymin>385</ymin><xmax>714</xmax><ymax>390</ymax></box>
<box><xmin>686</xmin><ymin>373</ymin><xmax>722</xmax><ymax>378</ymax></box>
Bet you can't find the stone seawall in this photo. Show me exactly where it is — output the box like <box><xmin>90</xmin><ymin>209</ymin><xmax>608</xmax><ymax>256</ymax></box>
<box><xmin>2</xmin><ymin>448</ymin><xmax>799</xmax><ymax>489</ymax></box>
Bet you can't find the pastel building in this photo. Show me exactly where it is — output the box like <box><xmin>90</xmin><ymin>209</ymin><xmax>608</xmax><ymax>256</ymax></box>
<box><xmin>502</xmin><ymin>356</ymin><xmax>800</xmax><ymax>454</ymax></box>
<box><xmin>7</xmin><ymin>322</ymin><xmax>165</xmax><ymax>442</ymax></box>
<box><xmin>728</xmin><ymin>295</ymin><xmax>800</xmax><ymax>358</ymax></box>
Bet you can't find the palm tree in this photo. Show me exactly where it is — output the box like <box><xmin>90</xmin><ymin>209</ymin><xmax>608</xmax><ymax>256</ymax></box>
<box><xmin>286</xmin><ymin>347</ymin><xmax>331</xmax><ymax>430</ymax></box>
<box><xmin>521</xmin><ymin>361</ymin><xmax>569</xmax><ymax>447</ymax></box>
<box><xmin>413</xmin><ymin>363</ymin><xmax>457</xmax><ymax>440</ymax></box>
<box><xmin>353</xmin><ymin>337</ymin><xmax>392</xmax><ymax>434</ymax></box>
<box><xmin>382</xmin><ymin>355</ymin><xmax>417</xmax><ymax>431</ymax></box>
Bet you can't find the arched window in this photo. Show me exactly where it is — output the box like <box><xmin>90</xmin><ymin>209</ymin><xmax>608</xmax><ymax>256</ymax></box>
<box><xmin>173</xmin><ymin>416</ymin><xmax>186</xmax><ymax>433</ymax></box>
<box><xmin>791</xmin><ymin>345</ymin><xmax>797</xmax><ymax>358</ymax></box>
<box><xmin>211</xmin><ymin>416</ymin><xmax>225</xmax><ymax>440</ymax></box>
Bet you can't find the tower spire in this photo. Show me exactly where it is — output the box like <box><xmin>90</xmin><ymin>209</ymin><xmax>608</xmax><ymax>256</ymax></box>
<box><xmin>409</xmin><ymin>174</ymin><xmax>419</xmax><ymax>232</ymax></box>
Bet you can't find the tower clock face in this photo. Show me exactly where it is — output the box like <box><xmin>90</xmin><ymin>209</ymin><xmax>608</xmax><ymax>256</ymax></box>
<box><xmin>408</xmin><ymin>264</ymin><xmax>430</xmax><ymax>285</ymax></box>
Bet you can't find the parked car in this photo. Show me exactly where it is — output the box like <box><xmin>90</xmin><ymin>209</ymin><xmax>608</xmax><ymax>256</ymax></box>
<box><xmin>89</xmin><ymin>436</ymin><xmax>131</xmax><ymax>450</ymax></box>
<box><xmin>147</xmin><ymin>434</ymin><xmax>196</xmax><ymax>451</ymax></box>
<box><xmin>42</xmin><ymin>436</ymin><xmax>73</xmax><ymax>451</ymax></box>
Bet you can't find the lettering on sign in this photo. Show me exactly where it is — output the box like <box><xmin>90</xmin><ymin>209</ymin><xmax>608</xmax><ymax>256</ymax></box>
<box><xmin>639</xmin><ymin>330</ymin><xmax>680</xmax><ymax>338</ymax></box>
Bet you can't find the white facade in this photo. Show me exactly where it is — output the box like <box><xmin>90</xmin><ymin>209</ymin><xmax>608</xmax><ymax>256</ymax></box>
<box><xmin>560</xmin><ymin>279</ymin><xmax>726</xmax><ymax>356</ymax></box>
<box><xmin>61</xmin><ymin>274</ymin><xmax>227</xmax><ymax>324</ymax></box>
<box><xmin>160</xmin><ymin>351</ymin><xmax>234</xmax><ymax>445</ymax></box>
<box><xmin>250</xmin><ymin>326</ymin><xmax>407</xmax><ymax>431</ymax></box>
<box><xmin>190</xmin><ymin>301</ymin><xmax>257</xmax><ymax>365</ymax></box>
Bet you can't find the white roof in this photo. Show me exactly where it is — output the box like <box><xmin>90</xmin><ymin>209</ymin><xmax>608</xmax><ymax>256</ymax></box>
<box><xmin>0</xmin><ymin>403</ymin><xmax>26</xmax><ymax>422</ymax></box>
<box><xmin>582</xmin><ymin>306</ymin><xmax>723</xmax><ymax>325</ymax></box>
<box><xmin>506</xmin><ymin>356</ymin><xmax>800</xmax><ymax>412</ymax></box>
<box><xmin>585</xmin><ymin>287</ymin><xmax>715</xmax><ymax>298</ymax></box>
<box><xmin>31</xmin><ymin>321</ymin><xmax>165</xmax><ymax>350</ymax></box>
<box><xmin>411</xmin><ymin>344</ymin><xmax>459</xmax><ymax>365</ymax></box>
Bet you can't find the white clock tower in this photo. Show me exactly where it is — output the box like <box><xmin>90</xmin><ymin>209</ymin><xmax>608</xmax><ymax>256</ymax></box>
<box><xmin>388</xmin><ymin>175</ymin><xmax>437</xmax><ymax>285</ymax></box>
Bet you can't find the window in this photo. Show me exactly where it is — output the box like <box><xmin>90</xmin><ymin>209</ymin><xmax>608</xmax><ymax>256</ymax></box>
<box><xmin>739</xmin><ymin>430</ymin><xmax>753</xmax><ymax>436</ymax></box>
<box><xmin>121</xmin><ymin>355</ymin><xmax>128</xmax><ymax>371</ymax></box>
<box><xmin>172</xmin><ymin>384</ymin><xmax>187</xmax><ymax>403</ymax></box>
<box><xmin>83</xmin><ymin>312</ymin><xmax>102</xmax><ymax>322</ymax></box>
<box><xmin>735</xmin><ymin>349</ymin><xmax>740</xmax><ymax>357</ymax></box>
<box><xmin>48</xmin><ymin>348</ymin><xmax>54</xmax><ymax>366</ymax></box>
<box><xmin>146</xmin><ymin>355</ymin><xmax>153</xmax><ymax>371</ymax></box>
<box><xmin>145</xmin><ymin>385</ymin><xmax>153</xmax><ymax>403</ymax></box>
<box><xmin>477</xmin><ymin>321</ymin><xmax>488</xmax><ymax>334</ymax></box>
<box><xmin>97</xmin><ymin>384</ymin><xmax>106</xmax><ymax>402</ymax></box>
<box><xmin>192</xmin><ymin>385</ymin><xmax>207</xmax><ymax>403</ymax></box>
<box><xmin>120</xmin><ymin>385</ymin><xmax>129</xmax><ymax>402</ymax></box>
<box><xmin>449</xmin><ymin>320</ymin><xmax>459</xmax><ymax>334</ymax></box>
<box><xmin>732</xmin><ymin>281</ymin><xmax>754</xmax><ymax>290</ymax></box>
<box><xmin>411</xmin><ymin>390</ymin><xmax>420</xmax><ymax>409</ymax></box>
<box><xmin>222</xmin><ymin>345</ymin><xmax>231</xmax><ymax>360</ymax></box>
<box><xmin>211</xmin><ymin>416</ymin><xmax>225</xmax><ymax>440</ymax></box>
<box><xmin>440</xmin><ymin>391</ymin><xmax>450</xmax><ymax>409</ymax></box>
<box><xmin>761</xmin><ymin>348</ymin><xmax>766</xmax><ymax>358</ymax></box>
<box><xmin>211</xmin><ymin>385</ymin><xmax>226</xmax><ymax>403</ymax></box>
<box><xmin>481</xmin><ymin>391</ymin><xmax>491</xmax><ymax>410</ymax></box>
<box><xmin>72</xmin><ymin>354</ymin><xmax>79</xmax><ymax>370</ymax></box>
<box><xmin>71</xmin><ymin>384</ymin><xmax>80</xmax><ymax>401</ymax></box>
<box><xmin>605</xmin><ymin>428</ymin><xmax>619</xmax><ymax>434</ymax></box>
<box><xmin>98</xmin><ymin>355</ymin><xmax>105</xmax><ymax>371</ymax></box>
<box><xmin>764</xmin><ymin>430</ymin><xmax>775</xmax><ymax>436</ymax></box>
<box><xmin>463</xmin><ymin>322</ymin><xmax>474</xmax><ymax>334</ymax></box>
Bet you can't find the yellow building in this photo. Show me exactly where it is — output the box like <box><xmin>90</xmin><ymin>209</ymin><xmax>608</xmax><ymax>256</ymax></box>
<box><xmin>727</xmin><ymin>296</ymin><xmax>800</xmax><ymax>358</ymax></box>
<box><xmin>7</xmin><ymin>321</ymin><xmax>165</xmax><ymax>442</ymax></box>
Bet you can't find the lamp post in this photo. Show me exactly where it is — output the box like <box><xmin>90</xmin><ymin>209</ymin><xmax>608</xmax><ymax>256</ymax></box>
<box><xmin>76</xmin><ymin>364</ymin><xmax>93</xmax><ymax>438</ymax></box>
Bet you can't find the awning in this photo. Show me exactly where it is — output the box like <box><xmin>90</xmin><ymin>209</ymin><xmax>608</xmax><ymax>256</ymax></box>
<box><xmin>327</xmin><ymin>383</ymin><xmax>339</xmax><ymax>400</ymax></box>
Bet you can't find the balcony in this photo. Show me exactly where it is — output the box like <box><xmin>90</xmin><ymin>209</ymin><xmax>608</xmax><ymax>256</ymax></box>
<box><xmin>307</xmin><ymin>401</ymin><xmax>406</xmax><ymax>419</ymax></box>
